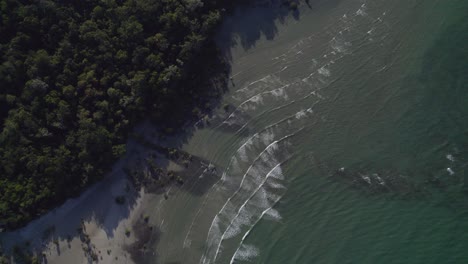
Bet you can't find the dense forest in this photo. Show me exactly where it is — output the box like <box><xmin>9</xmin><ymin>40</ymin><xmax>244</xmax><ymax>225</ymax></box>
<box><xmin>0</xmin><ymin>0</ymin><xmax>248</xmax><ymax>230</ymax></box>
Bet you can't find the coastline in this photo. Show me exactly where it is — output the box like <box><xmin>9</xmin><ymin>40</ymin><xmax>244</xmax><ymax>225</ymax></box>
<box><xmin>0</xmin><ymin>1</ymin><xmax>304</xmax><ymax>262</ymax></box>
<box><xmin>0</xmin><ymin>139</ymin><xmax>143</xmax><ymax>263</ymax></box>
<box><xmin>0</xmin><ymin>125</ymin><xmax>170</xmax><ymax>263</ymax></box>
<box><xmin>0</xmin><ymin>119</ymin><xmax>223</xmax><ymax>263</ymax></box>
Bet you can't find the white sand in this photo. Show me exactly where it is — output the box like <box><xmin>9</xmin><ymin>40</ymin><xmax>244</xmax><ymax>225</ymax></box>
<box><xmin>0</xmin><ymin>137</ymin><xmax>158</xmax><ymax>264</ymax></box>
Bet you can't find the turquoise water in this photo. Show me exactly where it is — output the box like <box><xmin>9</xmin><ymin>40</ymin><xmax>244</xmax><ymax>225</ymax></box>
<box><xmin>236</xmin><ymin>1</ymin><xmax>468</xmax><ymax>263</ymax></box>
<box><xmin>143</xmin><ymin>0</ymin><xmax>468</xmax><ymax>263</ymax></box>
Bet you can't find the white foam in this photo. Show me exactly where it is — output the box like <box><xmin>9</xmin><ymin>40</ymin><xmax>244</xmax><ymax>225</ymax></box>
<box><xmin>268</xmin><ymin>179</ymin><xmax>286</xmax><ymax>189</ymax></box>
<box><xmin>331</xmin><ymin>40</ymin><xmax>347</xmax><ymax>53</ymax></box>
<box><xmin>212</xmin><ymin>162</ymin><xmax>288</xmax><ymax>261</ymax></box>
<box><xmin>230</xmin><ymin>244</ymin><xmax>259</xmax><ymax>263</ymax></box>
<box><xmin>231</xmin><ymin>157</ymin><xmax>241</xmax><ymax>175</ymax></box>
<box><xmin>202</xmin><ymin>139</ymin><xmax>289</xmax><ymax>263</ymax></box>
<box><xmin>270</xmin><ymin>86</ymin><xmax>288</xmax><ymax>100</ymax></box>
<box><xmin>183</xmin><ymin>238</ymin><xmax>191</xmax><ymax>248</ymax></box>
<box><xmin>234</xmin><ymin>75</ymin><xmax>271</xmax><ymax>95</ymax></box>
<box><xmin>361</xmin><ymin>174</ymin><xmax>371</xmax><ymax>184</ymax></box>
<box><xmin>356</xmin><ymin>8</ymin><xmax>366</xmax><ymax>16</ymax></box>
<box><xmin>241</xmin><ymin>94</ymin><xmax>264</xmax><ymax>111</ymax></box>
<box><xmin>295</xmin><ymin>110</ymin><xmax>307</xmax><ymax>119</ymax></box>
<box><xmin>250</xmin><ymin>94</ymin><xmax>263</xmax><ymax>104</ymax></box>
<box><xmin>264</xmin><ymin>208</ymin><xmax>282</xmax><ymax>221</ymax></box>
<box><xmin>356</xmin><ymin>4</ymin><xmax>367</xmax><ymax>16</ymax></box>
<box><xmin>318</xmin><ymin>66</ymin><xmax>331</xmax><ymax>77</ymax></box>
<box><xmin>238</xmin><ymin>143</ymin><xmax>249</xmax><ymax>162</ymax></box>
<box><xmin>203</xmin><ymin>135</ymin><xmax>296</xmax><ymax>263</ymax></box>
<box><xmin>189</xmin><ymin>118</ymin><xmax>306</xmax><ymax>254</ymax></box>
<box><xmin>446</xmin><ymin>154</ymin><xmax>455</xmax><ymax>162</ymax></box>
<box><xmin>185</xmin><ymin>130</ymin><xmax>274</xmax><ymax>249</ymax></box>
<box><xmin>223</xmin><ymin>211</ymin><xmax>251</xmax><ymax>239</ymax></box>
<box><xmin>271</xmin><ymin>166</ymin><xmax>284</xmax><ymax>180</ymax></box>
<box><xmin>373</xmin><ymin>173</ymin><xmax>385</xmax><ymax>185</ymax></box>
<box><xmin>447</xmin><ymin>168</ymin><xmax>455</xmax><ymax>175</ymax></box>
<box><xmin>260</xmin><ymin>129</ymin><xmax>275</xmax><ymax>145</ymax></box>
<box><xmin>224</xmin><ymin>83</ymin><xmax>293</xmax><ymax>131</ymax></box>
<box><xmin>228</xmin><ymin>205</ymin><xmax>285</xmax><ymax>264</ymax></box>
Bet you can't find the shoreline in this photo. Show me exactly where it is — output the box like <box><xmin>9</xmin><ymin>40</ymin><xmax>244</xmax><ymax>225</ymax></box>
<box><xmin>0</xmin><ymin>138</ymin><xmax>143</xmax><ymax>263</ymax></box>
<box><xmin>0</xmin><ymin>1</ymin><xmax>304</xmax><ymax>262</ymax></box>
<box><xmin>0</xmin><ymin>120</ymin><xmax>223</xmax><ymax>264</ymax></box>
<box><xmin>0</xmin><ymin>125</ymin><xmax>174</xmax><ymax>263</ymax></box>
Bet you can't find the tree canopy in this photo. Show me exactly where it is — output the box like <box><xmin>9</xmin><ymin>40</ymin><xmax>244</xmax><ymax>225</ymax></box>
<box><xmin>0</xmin><ymin>0</ymin><xmax>234</xmax><ymax>229</ymax></box>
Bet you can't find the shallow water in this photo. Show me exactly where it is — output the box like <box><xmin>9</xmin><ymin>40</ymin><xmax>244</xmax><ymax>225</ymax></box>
<box><xmin>144</xmin><ymin>0</ymin><xmax>468</xmax><ymax>263</ymax></box>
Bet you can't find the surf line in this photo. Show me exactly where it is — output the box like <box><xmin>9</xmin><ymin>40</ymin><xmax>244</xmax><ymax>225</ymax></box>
<box><xmin>184</xmin><ymin>130</ymin><xmax>276</xmax><ymax>248</ymax></box>
<box><xmin>233</xmin><ymin>74</ymin><xmax>276</xmax><ymax>95</ymax></box>
<box><xmin>182</xmin><ymin>133</ymin><xmax>260</xmax><ymax>248</ymax></box>
<box><xmin>230</xmin><ymin>99</ymin><xmax>314</xmax><ymax>138</ymax></box>
<box><xmin>184</xmin><ymin>111</ymin><xmax>310</xmax><ymax>248</ymax></box>
<box><xmin>214</xmin><ymin>82</ymin><xmax>291</xmax><ymax>131</ymax></box>
<box><xmin>217</xmin><ymin>50</ymin><xmax>343</xmax><ymax>135</ymax></box>
<box><xmin>228</xmin><ymin>199</ymin><xmax>284</xmax><ymax>264</ymax></box>
<box><xmin>183</xmin><ymin>130</ymin><xmax>271</xmax><ymax>248</ymax></box>
<box><xmin>200</xmin><ymin>137</ymin><xmax>289</xmax><ymax>264</ymax></box>
<box><xmin>213</xmin><ymin>157</ymin><xmax>292</xmax><ymax>263</ymax></box>
<box><xmin>228</xmin><ymin>71</ymin><xmax>342</xmax><ymax>138</ymax></box>
<box><xmin>200</xmin><ymin>130</ymin><xmax>303</xmax><ymax>264</ymax></box>
<box><xmin>193</xmin><ymin>25</ymin><xmax>344</xmax><ymax>221</ymax></box>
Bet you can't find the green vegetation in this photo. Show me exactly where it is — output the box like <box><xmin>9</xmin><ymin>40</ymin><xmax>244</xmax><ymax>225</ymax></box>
<box><xmin>0</xmin><ymin>255</ymin><xmax>9</xmax><ymax>264</ymax></box>
<box><xmin>0</xmin><ymin>246</ymin><xmax>9</xmax><ymax>264</ymax></box>
<box><xmin>283</xmin><ymin>0</ymin><xmax>299</xmax><ymax>10</ymax></box>
<box><xmin>289</xmin><ymin>2</ymin><xmax>298</xmax><ymax>10</ymax></box>
<box><xmin>11</xmin><ymin>245</ymin><xmax>33</xmax><ymax>264</ymax></box>
<box><xmin>0</xmin><ymin>0</ymin><xmax>237</xmax><ymax>229</ymax></box>
<box><xmin>30</xmin><ymin>256</ymin><xmax>39</xmax><ymax>264</ymax></box>
<box><xmin>114</xmin><ymin>195</ymin><xmax>126</xmax><ymax>205</ymax></box>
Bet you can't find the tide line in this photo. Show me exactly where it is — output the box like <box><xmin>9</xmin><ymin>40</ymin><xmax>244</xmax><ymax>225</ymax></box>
<box><xmin>213</xmin><ymin>158</ymin><xmax>291</xmax><ymax>263</ymax></box>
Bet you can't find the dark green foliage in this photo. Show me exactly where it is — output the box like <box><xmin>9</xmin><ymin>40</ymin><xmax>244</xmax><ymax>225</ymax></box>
<box><xmin>0</xmin><ymin>0</ymin><xmax>235</xmax><ymax>229</ymax></box>
<box><xmin>0</xmin><ymin>246</ymin><xmax>9</xmax><ymax>264</ymax></box>
<box><xmin>11</xmin><ymin>245</ymin><xmax>34</xmax><ymax>264</ymax></box>
<box><xmin>289</xmin><ymin>2</ymin><xmax>299</xmax><ymax>10</ymax></box>
<box><xmin>115</xmin><ymin>195</ymin><xmax>125</xmax><ymax>205</ymax></box>
<box><xmin>0</xmin><ymin>255</ymin><xmax>9</xmax><ymax>264</ymax></box>
<box><xmin>283</xmin><ymin>0</ymin><xmax>299</xmax><ymax>10</ymax></box>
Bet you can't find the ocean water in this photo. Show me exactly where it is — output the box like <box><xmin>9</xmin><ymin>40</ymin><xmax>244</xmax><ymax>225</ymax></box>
<box><xmin>144</xmin><ymin>0</ymin><xmax>468</xmax><ymax>263</ymax></box>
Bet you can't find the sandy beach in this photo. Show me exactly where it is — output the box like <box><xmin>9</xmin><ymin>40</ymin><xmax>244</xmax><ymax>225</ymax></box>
<box><xmin>0</xmin><ymin>123</ymin><xmax>167</xmax><ymax>264</ymax></box>
<box><xmin>0</xmin><ymin>117</ymin><xmax>221</xmax><ymax>264</ymax></box>
<box><xmin>0</xmin><ymin>156</ymin><xmax>141</xmax><ymax>263</ymax></box>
